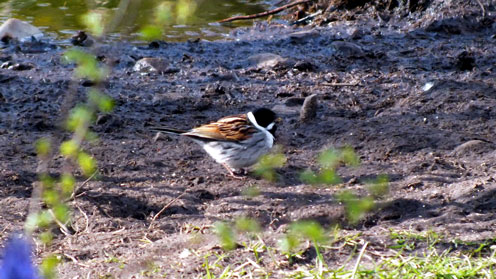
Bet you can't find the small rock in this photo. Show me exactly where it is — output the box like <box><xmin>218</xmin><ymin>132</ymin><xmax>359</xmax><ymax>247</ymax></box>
<box><xmin>288</xmin><ymin>30</ymin><xmax>319</xmax><ymax>42</ymax></box>
<box><xmin>71</xmin><ymin>31</ymin><xmax>94</xmax><ymax>47</ymax></box>
<box><xmin>0</xmin><ymin>18</ymin><xmax>43</xmax><ymax>42</ymax></box>
<box><xmin>293</xmin><ymin>60</ymin><xmax>316</xmax><ymax>72</ymax></box>
<box><xmin>203</xmin><ymin>82</ymin><xmax>226</xmax><ymax>97</ymax></box>
<box><xmin>285</xmin><ymin>97</ymin><xmax>305</xmax><ymax>106</ymax></box>
<box><xmin>148</xmin><ymin>41</ymin><xmax>161</xmax><ymax>49</ymax></box>
<box><xmin>426</xmin><ymin>18</ymin><xmax>463</xmax><ymax>34</ymax></box>
<box><xmin>192</xmin><ymin>176</ymin><xmax>205</xmax><ymax>185</ymax></box>
<box><xmin>80</xmin><ymin>79</ymin><xmax>95</xmax><ymax>87</ymax></box>
<box><xmin>331</xmin><ymin>41</ymin><xmax>364</xmax><ymax>57</ymax></box>
<box><xmin>450</xmin><ymin>140</ymin><xmax>495</xmax><ymax>156</ymax></box>
<box><xmin>247</xmin><ymin>53</ymin><xmax>287</xmax><ymax>69</ymax></box>
<box><xmin>422</xmin><ymin>82</ymin><xmax>435</xmax><ymax>92</ymax></box>
<box><xmin>300</xmin><ymin>94</ymin><xmax>318</xmax><ymax>122</ymax></box>
<box><xmin>133</xmin><ymin>58</ymin><xmax>177</xmax><ymax>74</ymax></box>
<box><xmin>455</xmin><ymin>51</ymin><xmax>476</xmax><ymax>71</ymax></box>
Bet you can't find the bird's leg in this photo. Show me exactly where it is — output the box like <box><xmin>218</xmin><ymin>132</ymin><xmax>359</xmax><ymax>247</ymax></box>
<box><xmin>222</xmin><ymin>163</ymin><xmax>245</xmax><ymax>179</ymax></box>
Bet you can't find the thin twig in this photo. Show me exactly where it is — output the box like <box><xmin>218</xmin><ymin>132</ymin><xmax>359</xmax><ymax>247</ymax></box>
<box><xmin>256</xmin><ymin>234</ymin><xmax>281</xmax><ymax>268</ymax></box>
<box><xmin>64</xmin><ymin>253</ymin><xmax>90</xmax><ymax>267</ymax></box>
<box><xmin>322</xmin><ymin>82</ymin><xmax>360</xmax><ymax>86</ymax></box>
<box><xmin>474</xmin><ymin>0</ymin><xmax>486</xmax><ymax>17</ymax></box>
<box><xmin>148</xmin><ymin>191</ymin><xmax>189</xmax><ymax>230</ymax></box>
<box><xmin>49</xmin><ymin>209</ymin><xmax>72</xmax><ymax>236</ymax></box>
<box><xmin>74</xmin><ymin>204</ymin><xmax>90</xmax><ymax>234</ymax></box>
<box><xmin>67</xmin><ymin>171</ymin><xmax>97</xmax><ymax>202</ymax></box>
<box><xmin>290</xmin><ymin>9</ymin><xmax>322</xmax><ymax>25</ymax></box>
<box><xmin>219</xmin><ymin>0</ymin><xmax>313</xmax><ymax>23</ymax></box>
<box><xmin>352</xmin><ymin>242</ymin><xmax>368</xmax><ymax>279</ymax></box>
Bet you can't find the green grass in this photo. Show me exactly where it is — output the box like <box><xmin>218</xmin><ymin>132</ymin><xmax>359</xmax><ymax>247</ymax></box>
<box><xmin>198</xmin><ymin>228</ymin><xmax>496</xmax><ymax>279</ymax></box>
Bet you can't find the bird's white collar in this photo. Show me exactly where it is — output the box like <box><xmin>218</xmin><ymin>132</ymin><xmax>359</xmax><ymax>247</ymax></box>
<box><xmin>247</xmin><ymin>111</ymin><xmax>274</xmax><ymax>141</ymax></box>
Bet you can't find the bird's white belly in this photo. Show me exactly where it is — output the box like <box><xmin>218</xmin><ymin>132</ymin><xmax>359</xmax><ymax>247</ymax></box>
<box><xmin>199</xmin><ymin>136</ymin><xmax>273</xmax><ymax>169</ymax></box>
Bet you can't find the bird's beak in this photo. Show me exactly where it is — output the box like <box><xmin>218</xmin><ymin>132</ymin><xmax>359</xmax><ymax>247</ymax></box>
<box><xmin>276</xmin><ymin>117</ymin><xmax>282</xmax><ymax>123</ymax></box>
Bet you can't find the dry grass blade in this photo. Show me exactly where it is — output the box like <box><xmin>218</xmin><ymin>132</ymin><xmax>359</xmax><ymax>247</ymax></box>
<box><xmin>352</xmin><ymin>241</ymin><xmax>368</xmax><ymax>279</ymax></box>
<box><xmin>219</xmin><ymin>0</ymin><xmax>313</xmax><ymax>23</ymax></box>
<box><xmin>148</xmin><ymin>190</ymin><xmax>189</xmax><ymax>230</ymax></box>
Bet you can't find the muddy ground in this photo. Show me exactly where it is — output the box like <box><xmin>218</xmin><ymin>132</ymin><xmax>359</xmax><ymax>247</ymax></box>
<box><xmin>1</xmin><ymin>0</ymin><xmax>496</xmax><ymax>277</ymax></box>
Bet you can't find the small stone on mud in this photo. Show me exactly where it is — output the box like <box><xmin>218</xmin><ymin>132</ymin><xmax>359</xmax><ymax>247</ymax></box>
<box><xmin>299</xmin><ymin>94</ymin><xmax>318</xmax><ymax>122</ymax></box>
<box><xmin>247</xmin><ymin>53</ymin><xmax>287</xmax><ymax>69</ymax></box>
<box><xmin>0</xmin><ymin>18</ymin><xmax>43</xmax><ymax>42</ymax></box>
<box><xmin>71</xmin><ymin>31</ymin><xmax>94</xmax><ymax>47</ymax></box>
<box><xmin>331</xmin><ymin>41</ymin><xmax>364</xmax><ymax>57</ymax></box>
<box><xmin>288</xmin><ymin>30</ymin><xmax>319</xmax><ymax>42</ymax></box>
<box><xmin>455</xmin><ymin>51</ymin><xmax>476</xmax><ymax>71</ymax></box>
<box><xmin>285</xmin><ymin>97</ymin><xmax>305</xmax><ymax>106</ymax></box>
<box><xmin>422</xmin><ymin>82</ymin><xmax>434</xmax><ymax>92</ymax></box>
<box><xmin>293</xmin><ymin>60</ymin><xmax>316</xmax><ymax>72</ymax></box>
<box><xmin>192</xmin><ymin>176</ymin><xmax>205</xmax><ymax>185</ymax></box>
<box><xmin>450</xmin><ymin>140</ymin><xmax>495</xmax><ymax>157</ymax></box>
<box><xmin>133</xmin><ymin>57</ymin><xmax>176</xmax><ymax>74</ymax></box>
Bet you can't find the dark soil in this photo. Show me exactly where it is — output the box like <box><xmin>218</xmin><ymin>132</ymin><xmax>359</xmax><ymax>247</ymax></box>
<box><xmin>1</xmin><ymin>0</ymin><xmax>495</xmax><ymax>277</ymax></box>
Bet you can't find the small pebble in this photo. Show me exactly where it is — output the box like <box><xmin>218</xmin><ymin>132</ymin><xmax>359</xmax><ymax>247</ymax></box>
<box><xmin>299</xmin><ymin>94</ymin><xmax>318</xmax><ymax>122</ymax></box>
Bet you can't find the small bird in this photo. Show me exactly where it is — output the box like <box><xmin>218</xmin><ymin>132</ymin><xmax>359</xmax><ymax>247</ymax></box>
<box><xmin>151</xmin><ymin>108</ymin><xmax>278</xmax><ymax>178</ymax></box>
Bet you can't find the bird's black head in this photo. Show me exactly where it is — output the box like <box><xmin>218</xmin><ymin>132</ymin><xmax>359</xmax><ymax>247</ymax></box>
<box><xmin>252</xmin><ymin>107</ymin><xmax>277</xmax><ymax>135</ymax></box>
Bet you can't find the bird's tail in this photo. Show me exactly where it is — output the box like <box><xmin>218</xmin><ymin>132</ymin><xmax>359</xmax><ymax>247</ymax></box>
<box><xmin>149</xmin><ymin>126</ymin><xmax>187</xmax><ymax>135</ymax></box>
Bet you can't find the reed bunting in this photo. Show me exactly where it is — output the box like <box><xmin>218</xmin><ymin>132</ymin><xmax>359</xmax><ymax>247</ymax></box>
<box><xmin>151</xmin><ymin>108</ymin><xmax>278</xmax><ymax>178</ymax></box>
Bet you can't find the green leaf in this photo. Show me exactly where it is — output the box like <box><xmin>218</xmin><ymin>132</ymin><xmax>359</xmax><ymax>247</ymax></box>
<box><xmin>88</xmin><ymin>88</ymin><xmax>114</xmax><ymax>113</ymax></box>
<box><xmin>42</xmin><ymin>189</ymin><xmax>59</xmax><ymax>207</ymax></box>
<box><xmin>278</xmin><ymin>234</ymin><xmax>300</xmax><ymax>255</ymax></box>
<box><xmin>25</xmin><ymin>210</ymin><xmax>54</xmax><ymax>233</ymax></box>
<box><xmin>318</xmin><ymin>168</ymin><xmax>341</xmax><ymax>185</ymax></box>
<box><xmin>77</xmin><ymin>151</ymin><xmax>97</xmax><ymax>176</ymax></box>
<box><xmin>235</xmin><ymin>217</ymin><xmax>261</xmax><ymax>233</ymax></box>
<box><xmin>53</xmin><ymin>204</ymin><xmax>70</xmax><ymax>223</ymax></box>
<box><xmin>341</xmin><ymin>146</ymin><xmax>360</xmax><ymax>166</ymax></box>
<box><xmin>64</xmin><ymin>49</ymin><xmax>108</xmax><ymax>81</ymax></box>
<box><xmin>81</xmin><ymin>11</ymin><xmax>105</xmax><ymax>37</ymax></box>
<box><xmin>140</xmin><ymin>25</ymin><xmax>162</xmax><ymax>41</ymax></box>
<box><xmin>60</xmin><ymin>140</ymin><xmax>79</xmax><ymax>158</ymax></box>
<box><xmin>337</xmin><ymin>191</ymin><xmax>375</xmax><ymax>224</ymax></box>
<box><xmin>290</xmin><ymin>220</ymin><xmax>327</xmax><ymax>244</ymax></box>
<box><xmin>39</xmin><ymin>174</ymin><xmax>56</xmax><ymax>189</ymax></box>
<box><xmin>300</xmin><ymin>169</ymin><xmax>319</xmax><ymax>184</ymax></box>
<box><xmin>155</xmin><ymin>2</ymin><xmax>173</xmax><ymax>25</ymax></box>
<box><xmin>318</xmin><ymin>149</ymin><xmax>339</xmax><ymax>169</ymax></box>
<box><xmin>176</xmin><ymin>0</ymin><xmax>197</xmax><ymax>24</ymax></box>
<box><xmin>35</xmin><ymin>138</ymin><xmax>51</xmax><ymax>157</ymax></box>
<box><xmin>65</xmin><ymin>105</ymin><xmax>93</xmax><ymax>132</ymax></box>
<box><xmin>60</xmin><ymin>173</ymin><xmax>75</xmax><ymax>197</ymax></box>
<box><xmin>40</xmin><ymin>231</ymin><xmax>53</xmax><ymax>244</ymax></box>
<box><xmin>41</xmin><ymin>254</ymin><xmax>60</xmax><ymax>279</ymax></box>
<box><xmin>241</xmin><ymin>186</ymin><xmax>260</xmax><ymax>198</ymax></box>
<box><xmin>368</xmin><ymin>174</ymin><xmax>389</xmax><ymax>198</ymax></box>
<box><xmin>213</xmin><ymin>222</ymin><xmax>236</xmax><ymax>251</ymax></box>
<box><xmin>253</xmin><ymin>151</ymin><xmax>286</xmax><ymax>182</ymax></box>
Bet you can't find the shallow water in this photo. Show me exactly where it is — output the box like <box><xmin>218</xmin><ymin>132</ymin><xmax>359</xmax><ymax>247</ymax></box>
<box><xmin>0</xmin><ymin>0</ymin><xmax>269</xmax><ymax>42</ymax></box>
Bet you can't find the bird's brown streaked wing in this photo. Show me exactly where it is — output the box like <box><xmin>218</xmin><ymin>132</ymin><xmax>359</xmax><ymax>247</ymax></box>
<box><xmin>184</xmin><ymin>114</ymin><xmax>256</xmax><ymax>142</ymax></box>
